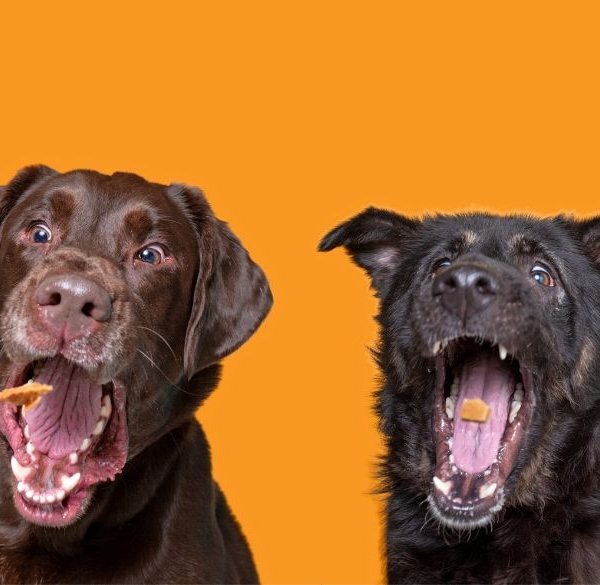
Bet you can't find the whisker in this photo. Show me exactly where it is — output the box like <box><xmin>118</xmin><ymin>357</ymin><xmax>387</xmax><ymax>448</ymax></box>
<box><xmin>135</xmin><ymin>349</ymin><xmax>203</xmax><ymax>397</ymax></box>
<box><xmin>136</xmin><ymin>327</ymin><xmax>178</xmax><ymax>361</ymax></box>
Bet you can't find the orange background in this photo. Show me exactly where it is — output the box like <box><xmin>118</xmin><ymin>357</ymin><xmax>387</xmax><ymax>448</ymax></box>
<box><xmin>2</xmin><ymin>3</ymin><xmax>600</xmax><ymax>583</ymax></box>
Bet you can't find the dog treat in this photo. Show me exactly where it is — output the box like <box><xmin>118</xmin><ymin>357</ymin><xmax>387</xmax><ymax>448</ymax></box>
<box><xmin>460</xmin><ymin>398</ymin><xmax>491</xmax><ymax>423</ymax></box>
<box><xmin>0</xmin><ymin>382</ymin><xmax>53</xmax><ymax>412</ymax></box>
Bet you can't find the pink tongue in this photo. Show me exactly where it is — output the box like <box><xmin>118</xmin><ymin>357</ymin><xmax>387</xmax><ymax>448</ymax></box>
<box><xmin>24</xmin><ymin>357</ymin><xmax>102</xmax><ymax>460</ymax></box>
<box><xmin>452</xmin><ymin>351</ymin><xmax>514</xmax><ymax>474</ymax></box>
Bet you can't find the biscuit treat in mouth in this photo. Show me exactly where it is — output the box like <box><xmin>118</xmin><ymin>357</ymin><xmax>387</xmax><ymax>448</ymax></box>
<box><xmin>460</xmin><ymin>398</ymin><xmax>491</xmax><ymax>423</ymax></box>
<box><xmin>0</xmin><ymin>382</ymin><xmax>53</xmax><ymax>412</ymax></box>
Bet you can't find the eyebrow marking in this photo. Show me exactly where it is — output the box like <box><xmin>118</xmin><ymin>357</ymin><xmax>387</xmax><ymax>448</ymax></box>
<box><xmin>462</xmin><ymin>230</ymin><xmax>477</xmax><ymax>247</ymax></box>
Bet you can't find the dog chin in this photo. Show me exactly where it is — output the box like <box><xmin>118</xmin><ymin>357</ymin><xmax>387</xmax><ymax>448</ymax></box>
<box><xmin>426</xmin><ymin>336</ymin><xmax>535</xmax><ymax>531</ymax></box>
<box><xmin>0</xmin><ymin>356</ymin><xmax>128</xmax><ymax>528</ymax></box>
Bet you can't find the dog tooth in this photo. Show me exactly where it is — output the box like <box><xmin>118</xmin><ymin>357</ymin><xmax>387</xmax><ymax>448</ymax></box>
<box><xmin>26</xmin><ymin>442</ymin><xmax>35</xmax><ymax>457</ymax></box>
<box><xmin>80</xmin><ymin>438</ymin><xmax>91</xmax><ymax>452</ymax></box>
<box><xmin>69</xmin><ymin>452</ymin><xmax>78</xmax><ymax>465</ymax></box>
<box><xmin>447</xmin><ymin>437</ymin><xmax>453</xmax><ymax>450</ymax></box>
<box><xmin>100</xmin><ymin>394</ymin><xmax>112</xmax><ymax>419</ymax></box>
<box><xmin>448</xmin><ymin>454</ymin><xmax>455</xmax><ymax>465</ymax></box>
<box><xmin>479</xmin><ymin>483</ymin><xmax>498</xmax><ymax>499</ymax></box>
<box><xmin>11</xmin><ymin>457</ymin><xmax>33</xmax><ymax>481</ymax></box>
<box><xmin>92</xmin><ymin>420</ymin><xmax>105</xmax><ymax>436</ymax></box>
<box><xmin>499</xmin><ymin>345</ymin><xmax>508</xmax><ymax>360</ymax></box>
<box><xmin>450</xmin><ymin>382</ymin><xmax>459</xmax><ymax>399</ymax></box>
<box><xmin>17</xmin><ymin>481</ymin><xmax>26</xmax><ymax>493</ymax></box>
<box><xmin>433</xmin><ymin>476</ymin><xmax>452</xmax><ymax>496</ymax></box>
<box><xmin>509</xmin><ymin>400</ymin><xmax>522</xmax><ymax>424</ymax></box>
<box><xmin>33</xmin><ymin>494</ymin><xmax>40</xmax><ymax>503</ymax></box>
<box><xmin>56</xmin><ymin>489</ymin><xmax>66</xmax><ymax>501</ymax></box>
<box><xmin>46</xmin><ymin>493</ymin><xmax>56</xmax><ymax>504</ymax></box>
<box><xmin>432</xmin><ymin>341</ymin><xmax>441</xmax><ymax>355</ymax></box>
<box><xmin>445</xmin><ymin>397</ymin><xmax>455</xmax><ymax>420</ymax></box>
<box><xmin>23</xmin><ymin>425</ymin><xmax>30</xmax><ymax>440</ymax></box>
<box><xmin>61</xmin><ymin>472</ymin><xmax>81</xmax><ymax>493</ymax></box>
<box><xmin>513</xmin><ymin>384</ymin><xmax>524</xmax><ymax>403</ymax></box>
<box><xmin>25</xmin><ymin>489</ymin><xmax>34</xmax><ymax>500</ymax></box>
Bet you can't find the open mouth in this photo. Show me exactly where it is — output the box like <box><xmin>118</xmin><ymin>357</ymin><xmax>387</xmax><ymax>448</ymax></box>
<box><xmin>428</xmin><ymin>337</ymin><xmax>534</xmax><ymax>529</ymax></box>
<box><xmin>0</xmin><ymin>355</ymin><xmax>128</xmax><ymax>527</ymax></box>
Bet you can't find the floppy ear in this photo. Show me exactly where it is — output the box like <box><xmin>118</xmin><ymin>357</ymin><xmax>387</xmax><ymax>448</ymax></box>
<box><xmin>318</xmin><ymin>207</ymin><xmax>419</xmax><ymax>293</ymax></box>
<box><xmin>168</xmin><ymin>185</ymin><xmax>273</xmax><ymax>379</ymax></box>
<box><xmin>0</xmin><ymin>165</ymin><xmax>58</xmax><ymax>223</ymax></box>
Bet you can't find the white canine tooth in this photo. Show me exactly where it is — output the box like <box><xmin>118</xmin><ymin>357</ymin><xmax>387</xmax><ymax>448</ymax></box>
<box><xmin>11</xmin><ymin>456</ymin><xmax>33</xmax><ymax>481</ymax></box>
<box><xmin>25</xmin><ymin>490</ymin><xmax>34</xmax><ymax>500</ymax></box>
<box><xmin>23</xmin><ymin>425</ymin><xmax>30</xmax><ymax>440</ymax></box>
<box><xmin>60</xmin><ymin>472</ymin><xmax>81</xmax><ymax>493</ymax></box>
<box><xmin>448</xmin><ymin>454</ymin><xmax>455</xmax><ymax>465</ymax></box>
<box><xmin>33</xmin><ymin>494</ymin><xmax>40</xmax><ymax>503</ymax></box>
<box><xmin>26</xmin><ymin>442</ymin><xmax>35</xmax><ymax>456</ymax></box>
<box><xmin>445</xmin><ymin>397</ymin><xmax>455</xmax><ymax>420</ymax></box>
<box><xmin>92</xmin><ymin>420</ymin><xmax>105</xmax><ymax>436</ymax></box>
<box><xmin>479</xmin><ymin>483</ymin><xmax>498</xmax><ymax>499</ymax></box>
<box><xmin>100</xmin><ymin>395</ymin><xmax>112</xmax><ymax>419</ymax></box>
<box><xmin>433</xmin><ymin>476</ymin><xmax>452</xmax><ymax>496</ymax></box>
<box><xmin>46</xmin><ymin>494</ymin><xmax>56</xmax><ymax>504</ymax></box>
<box><xmin>17</xmin><ymin>481</ymin><xmax>26</xmax><ymax>493</ymax></box>
<box><xmin>56</xmin><ymin>489</ymin><xmax>66</xmax><ymax>501</ymax></box>
<box><xmin>513</xmin><ymin>384</ymin><xmax>524</xmax><ymax>403</ymax></box>
<box><xmin>450</xmin><ymin>382</ymin><xmax>459</xmax><ymax>399</ymax></box>
<box><xmin>432</xmin><ymin>341</ymin><xmax>441</xmax><ymax>355</ymax></box>
<box><xmin>499</xmin><ymin>345</ymin><xmax>508</xmax><ymax>360</ymax></box>
<box><xmin>448</xmin><ymin>438</ymin><xmax>453</xmax><ymax>450</ymax></box>
<box><xmin>69</xmin><ymin>452</ymin><xmax>78</xmax><ymax>465</ymax></box>
<box><xmin>509</xmin><ymin>400</ymin><xmax>522</xmax><ymax>424</ymax></box>
<box><xmin>80</xmin><ymin>438</ymin><xmax>91</xmax><ymax>452</ymax></box>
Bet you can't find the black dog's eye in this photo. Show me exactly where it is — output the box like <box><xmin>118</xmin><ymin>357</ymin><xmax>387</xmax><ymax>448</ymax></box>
<box><xmin>431</xmin><ymin>258</ymin><xmax>452</xmax><ymax>276</ymax></box>
<box><xmin>136</xmin><ymin>245</ymin><xmax>167</xmax><ymax>265</ymax></box>
<box><xmin>530</xmin><ymin>263</ymin><xmax>555</xmax><ymax>287</ymax></box>
<box><xmin>27</xmin><ymin>223</ymin><xmax>52</xmax><ymax>244</ymax></box>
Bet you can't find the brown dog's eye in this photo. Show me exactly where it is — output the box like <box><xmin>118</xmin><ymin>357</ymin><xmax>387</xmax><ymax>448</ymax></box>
<box><xmin>431</xmin><ymin>258</ymin><xmax>452</xmax><ymax>277</ymax></box>
<box><xmin>136</xmin><ymin>245</ymin><xmax>167</xmax><ymax>265</ymax></box>
<box><xmin>530</xmin><ymin>263</ymin><xmax>555</xmax><ymax>287</ymax></box>
<box><xmin>27</xmin><ymin>223</ymin><xmax>52</xmax><ymax>244</ymax></box>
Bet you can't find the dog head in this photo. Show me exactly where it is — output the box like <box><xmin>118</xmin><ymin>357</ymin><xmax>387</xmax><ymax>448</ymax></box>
<box><xmin>0</xmin><ymin>165</ymin><xmax>272</xmax><ymax>528</ymax></box>
<box><xmin>320</xmin><ymin>208</ymin><xmax>600</xmax><ymax>530</ymax></box>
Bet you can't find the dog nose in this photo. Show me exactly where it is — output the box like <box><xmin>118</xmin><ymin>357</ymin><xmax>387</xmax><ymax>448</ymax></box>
<box><xmin>432</xmin><ymin>265</ymin><xmax>498</xmax><ymax>320</ymax></box>
<box><xmin>35</xmin><ymin>275</ymin><xmax>112</xmax><ymax>342</ymax></box>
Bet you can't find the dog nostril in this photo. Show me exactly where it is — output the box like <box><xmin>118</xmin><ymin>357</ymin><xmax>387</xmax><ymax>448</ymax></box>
<box><xmin>474</xmin><ymin>276</ymin><xmax>495</xmax><ymax>295</ymax></box>
<box><xmin>81</xmin><ymin>302</ymin><xmax>95</xmax><ymax>318</ymax></box>
<box><xmin>444</xmin><ymin>276</ymin><xmax>458</xmax><ymax>292</ymax></box>
<box><xmin>47</xmin><ymin>293</ymin><xmax>62</xmax><ymax>306</ymax></box>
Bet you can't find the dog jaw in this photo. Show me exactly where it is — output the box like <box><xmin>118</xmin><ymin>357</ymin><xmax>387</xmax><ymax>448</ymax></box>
<box><xmin>0</xmin><ymin>360</ymin><xmax>128</xmax><ymax>527</ymax></box>
<box><xmin>426</xmin><ymin>337</ymin><xmax>535</xmax><ymax>529</ymax></box>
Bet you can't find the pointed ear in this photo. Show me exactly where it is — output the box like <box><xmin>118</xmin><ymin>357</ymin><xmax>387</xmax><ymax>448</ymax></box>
<box><xmin>572</xmin><ymin>215</ymin><xmax>600</xmax><ymax>264</ymax></box>
<box><xmin>318</xmin><ymin>207</ymin><xmax>419</xmax><ymax>293</ymax></box>
<box><xmin>168</xmin><ymin>185</ymin><xmax>273</xmax><ymax>379</ymax></box>
<box><xmin>1</xmin><ymin>165</ymin><xmax>58</xmax><ymax>223</ymax></box>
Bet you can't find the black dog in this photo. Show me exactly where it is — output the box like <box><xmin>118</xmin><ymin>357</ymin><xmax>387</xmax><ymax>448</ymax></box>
<box><xmin>320</xmin><ymin>208</ymin><xmax>600</xmax><ymax>583</ymax></box>
<box><xmin>0</xmin><ymin>166</ymin><xmax>271</xmax><ymax>583</ymax></box>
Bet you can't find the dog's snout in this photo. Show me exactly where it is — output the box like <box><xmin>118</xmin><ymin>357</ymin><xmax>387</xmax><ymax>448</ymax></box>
<box><xmin>433</xmin><ymin>265</ymin><xmax>498</xmax><ymax>320</ymax></box>
<box><xmin>35</xmin><ymin>275</ymin><xmax>112</xmax><ymax>342</ymax></box>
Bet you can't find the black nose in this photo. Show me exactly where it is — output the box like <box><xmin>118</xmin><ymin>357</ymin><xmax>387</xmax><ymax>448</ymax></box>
<box><xmin>35</xmin><ymin>274</ymin><xmax>112</xmax><ymax>343</ymax></box>
<box><xmin>432</xmin><ymin>264</ymin><xmax>498</xmax><ymax>321</ymax></box>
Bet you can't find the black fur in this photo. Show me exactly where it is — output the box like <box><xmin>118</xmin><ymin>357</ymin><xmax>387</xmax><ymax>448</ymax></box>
<box><xmin>320</xmin><ymin>208</ymin><xmax>600</xmax><ymax>583</ymax></box>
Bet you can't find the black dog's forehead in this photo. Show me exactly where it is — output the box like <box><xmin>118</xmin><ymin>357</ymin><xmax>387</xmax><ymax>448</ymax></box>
<box><xmin>418</xmin><ymin>213</ymin><xmax>581</xmax><ymax>265</ymax></box>
<box><xmin>10</xmin><ymin>170</ymin><xmax>196</xmax><ymax>248</ymax></box>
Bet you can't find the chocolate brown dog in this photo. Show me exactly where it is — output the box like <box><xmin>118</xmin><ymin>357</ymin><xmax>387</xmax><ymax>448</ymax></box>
<box><xmin>0</xmin><ymin>166</ymin><xmax>272</xmax><ymax>583</ymax></box>
<box><xmin>320</xmin><ymin>208</ymin><xmax>600</xmax><ymax>583</ymax></box>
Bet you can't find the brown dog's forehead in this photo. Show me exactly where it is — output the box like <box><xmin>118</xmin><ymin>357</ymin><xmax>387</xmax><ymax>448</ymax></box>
<box><xmin>7</xmin><ymin>169</ymin><xmax>198</xmax><ymax>255</ymax></box>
